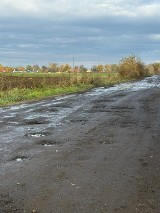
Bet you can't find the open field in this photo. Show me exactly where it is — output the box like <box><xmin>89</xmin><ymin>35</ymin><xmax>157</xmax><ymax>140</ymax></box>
<box><xmin>1</xmin><ymin>55</ymin><xmax>158</xmax><ymax>106</ymax></box>
<box><xmin>0</xmin><ymin>72</ymin><xmax>121</xmax><ymax>91</ymax></box>
<box><xmin>0</xmin><ymin>72</ymin><xmax>129</xmax><ymax>106</ymax></box>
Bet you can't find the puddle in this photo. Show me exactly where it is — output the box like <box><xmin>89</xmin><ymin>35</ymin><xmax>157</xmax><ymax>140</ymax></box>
<box><xmin>27</xmin><ymin>132</ymin><xmax>50</xmax><ymax>138</ymax></box>
<box><xmin>16</xmin><ymin>158</ymin><xmax>24</xmax><ymax>162</ymax></box>
<box><xmin>44</xmin><ymin>144</ymin><xmax>54</xmax><ymax>147</ymax></box>
<box><xmin>30</xmin><ymin>133</ymin><xmax>45</xmax><ymax>137</ymax></box>
<box><xmin>12</xmin><ymin>156</ymin><xmax>26</xmax><ymax>162</ymax></box>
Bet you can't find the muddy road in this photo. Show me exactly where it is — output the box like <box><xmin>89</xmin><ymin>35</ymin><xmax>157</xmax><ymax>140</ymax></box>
<box><xmin>0</xmin><ymin>75</ymin><xmax>160</xmax><ymax>213</ymax></box>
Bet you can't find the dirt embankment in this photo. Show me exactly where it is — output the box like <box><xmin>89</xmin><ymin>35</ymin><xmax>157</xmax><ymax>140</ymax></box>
<box><xmin>0</xmin><ymin>77</ymin><xmax>160</xmax><ymax>213</ymax></box>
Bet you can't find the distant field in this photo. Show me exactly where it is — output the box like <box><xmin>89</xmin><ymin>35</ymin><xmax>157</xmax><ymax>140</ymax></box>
<box><xmin>0</xmin><ymin>72</ymin><xmax>119</xmax><ymax>91</ymax></box>
<box><xmin>0</xmin><ymin>72</ymin><xmax>128</xmax><ymax>106</ymax></box>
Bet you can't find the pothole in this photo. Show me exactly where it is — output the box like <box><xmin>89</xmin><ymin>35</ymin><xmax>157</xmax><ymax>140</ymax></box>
<box><xmin>23</xmin><ymin>119</ymin><xmax>49</xmax><ymax>125</ymax></box>
<box><xmin>36</xmin><ymin>140</ymin><xmax>62</xmax><ymax>146</ymax></box>
<box><xmin>26</xmin><ymin>132</ymin><xmax>50</xmax><ymax>138</ymax></box>
<box><xmin>12</xmin><ymin>156</ymin><xmax>26</xmax><ymax>162</ymax></box>
<box><xmin>91</xmin><ymin>99</ymin><xmax>115</xmax><ymax>103</ymax></box>
<box><xmin>47</xmin><ymin>107</ymin><xmax>59</xmax><ymax>112</ymax></box>
<box><xmin>70</xmin><ymin>119</ymin><xmax>87</xmax><ymax>123</ymax></box>
<box><xmin>52</xmin><ymin>104</ymin><xmax>71</xmax><ymax>108</ymax></box>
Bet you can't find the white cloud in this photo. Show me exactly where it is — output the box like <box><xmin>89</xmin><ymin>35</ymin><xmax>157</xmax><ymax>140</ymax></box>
<box><xmin>149</xmin><ymin>34</ymin><xmax>160</xmax><ymax>41</ymax></box>
<box><xmin>136</xmin><ymin>3</ymin><xmax>160</xmax><ymax>17</ymax></box>
<box><xmin>0</xmin><ymin>0</ymin><xmax>160</xmax><ymax>19</ymax></box>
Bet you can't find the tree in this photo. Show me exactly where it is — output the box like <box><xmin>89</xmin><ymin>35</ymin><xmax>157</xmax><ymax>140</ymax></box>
<box><xmin>79</xmin><ymin>65</ymin><xmax>87</xmax><ymax>72</ymax></box>
<box><xmin>91</xmin><ymin>65</ymin><xmax>97</xmax><ymax>72</ymax></box>
<box><xmin>32</xmin><ymin>64</ymin><xmax>40</xmax><ymax>72</ymax></box>
<box><xmin>97</xmin><ymin>64</ymin><xmax>104</xmax><ymax>72</ymax></box>
<box><xmin>5</xmin><ymin>66</ymin><xmax>14</xmax><ymax>72</ymax></box>
<box><xmin>0</xmin><ymin>64</ymin><xmax>5</xmax><ymax>72</ymax></box>
<box><xmin>48</xmin><ymin>63</ymin><xmax>59</xmax><ymax>72</ymax></box>
<box><xmin>18</xmin><ymin>66</ymin><xmax>25</xmax><ymax>72</ymax></box>
<box><xmin>118</xmin><ymin>55</ymin><xmax>145</xmax><ymax>79</ymax></box>
<box><xmin>111</xmin><ymin>64</ymin><xmax>118</xmax><ymax>73</ymax></box>
<box><xmin>26</xmin><ymin>65</ymin><xmax>32</xmax><ymax>71</ymax></box>
<box><xmin>152</xmin><ymin>63</ymin><xmax>160</xmax><ymax>74</ymax></box>
<box><xmin>59</xmin><ymin>64</ymin><xmax>72</xmax><ymax>72</ymax></box>
<box><xmin>104</xmin><ymin>64</ymin><xmax>112</xmax><ymax>73</ymax></box>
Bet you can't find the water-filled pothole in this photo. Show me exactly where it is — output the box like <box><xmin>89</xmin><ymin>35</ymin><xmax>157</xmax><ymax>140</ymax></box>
<box><xmin>12</xmin><ymin>156</ymin><xmax>26</xmax><ymax>162</ymax></box>
<box><xmin>26</xmin><ymin>132</ymin><xmax>50</xmax><ymax>138</ymax></box>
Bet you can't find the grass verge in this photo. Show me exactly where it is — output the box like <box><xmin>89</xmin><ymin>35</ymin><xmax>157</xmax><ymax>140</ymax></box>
<box><xmin>0</xmin><ymin>84</ymin><xmax>93</xmax><ymax>106</ymax></box>
<box><xmin>0</xmin><ymin>72</ymin><xmax>140</xmax><ymax>106</ymax></box>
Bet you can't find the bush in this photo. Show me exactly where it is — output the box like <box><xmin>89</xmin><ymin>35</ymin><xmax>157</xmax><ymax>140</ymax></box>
<box><xmin>118</xmin><ymin>55</ymin><xmax>145</xmax><ymax>79</ymax></box>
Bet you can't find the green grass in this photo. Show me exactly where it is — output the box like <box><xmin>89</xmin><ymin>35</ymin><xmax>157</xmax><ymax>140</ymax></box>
<box><xmin>0</xmin><ymin>72</ymin><xmax>70</xmax><ymax>78</ymax></box>
<box><xmin>0</xmin><ymin>84</ymin><xmax>93</xmax><ymax>106</ymax></box>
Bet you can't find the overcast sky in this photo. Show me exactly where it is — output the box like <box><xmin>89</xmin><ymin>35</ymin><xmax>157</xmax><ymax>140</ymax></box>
<box><xmin>0</xmin><ymin>0</ymin><xmax>160</xmax><ymax>68</ymax></box>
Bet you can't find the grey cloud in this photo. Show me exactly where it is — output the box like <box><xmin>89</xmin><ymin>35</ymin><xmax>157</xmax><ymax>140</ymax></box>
<box><xmin>0</xmin><ymin>6</ymin><xmax>160</xmax><ymax>67</ymax></box>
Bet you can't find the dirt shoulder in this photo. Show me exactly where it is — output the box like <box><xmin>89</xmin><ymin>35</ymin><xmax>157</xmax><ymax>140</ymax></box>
<box><xmin>0</xmin><ymin>85</ymin><xmax>160</xmax><ymax>212</ymax></box>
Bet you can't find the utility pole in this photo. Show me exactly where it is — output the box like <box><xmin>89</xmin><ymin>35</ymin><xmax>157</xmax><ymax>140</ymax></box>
<box><xmin>72</xmin><ymin>57</ymin><xmax>75</xmax><ymax>71</ymax></box>
<box><xmin>72</xmin><ymin>56</ymin><xmax>77</xmax><ymax>82</ymax></box>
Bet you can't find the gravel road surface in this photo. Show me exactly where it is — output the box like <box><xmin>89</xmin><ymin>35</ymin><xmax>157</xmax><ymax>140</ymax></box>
<box><xmin>0</xmin><ymin>75</ymin><xmax>160</xmax><ymax>213</ymax></box>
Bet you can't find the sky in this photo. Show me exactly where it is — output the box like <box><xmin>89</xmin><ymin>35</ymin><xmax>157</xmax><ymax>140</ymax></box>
<box><xmin>0</xmin><ymin>0</ymin><xmax>160</xmax><ymax>68</ymax></box>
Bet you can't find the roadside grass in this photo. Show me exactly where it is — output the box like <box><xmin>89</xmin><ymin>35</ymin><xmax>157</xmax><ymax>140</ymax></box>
<box><xmin>0</xmin><ymin>72</ymin><xmax>138</xmax><ymax>106</ymax></box>
<box><xmin>0</xmin><ymin>83</ymin><xmax>94</xmax><ymax>106</ymax></box>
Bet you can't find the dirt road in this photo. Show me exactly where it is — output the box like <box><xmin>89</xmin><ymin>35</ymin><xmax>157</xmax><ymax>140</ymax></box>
<box><xmin>0</xmin><ymin>76</ymin><xmax>160</xmax><ymax>213</ymax></box>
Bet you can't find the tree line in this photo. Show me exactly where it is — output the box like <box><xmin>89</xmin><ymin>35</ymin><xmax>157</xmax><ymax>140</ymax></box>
<box><xmin>0</xmin><ymin>55</ymin><xmax>160</xmax><ymax>77</ymax></box>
